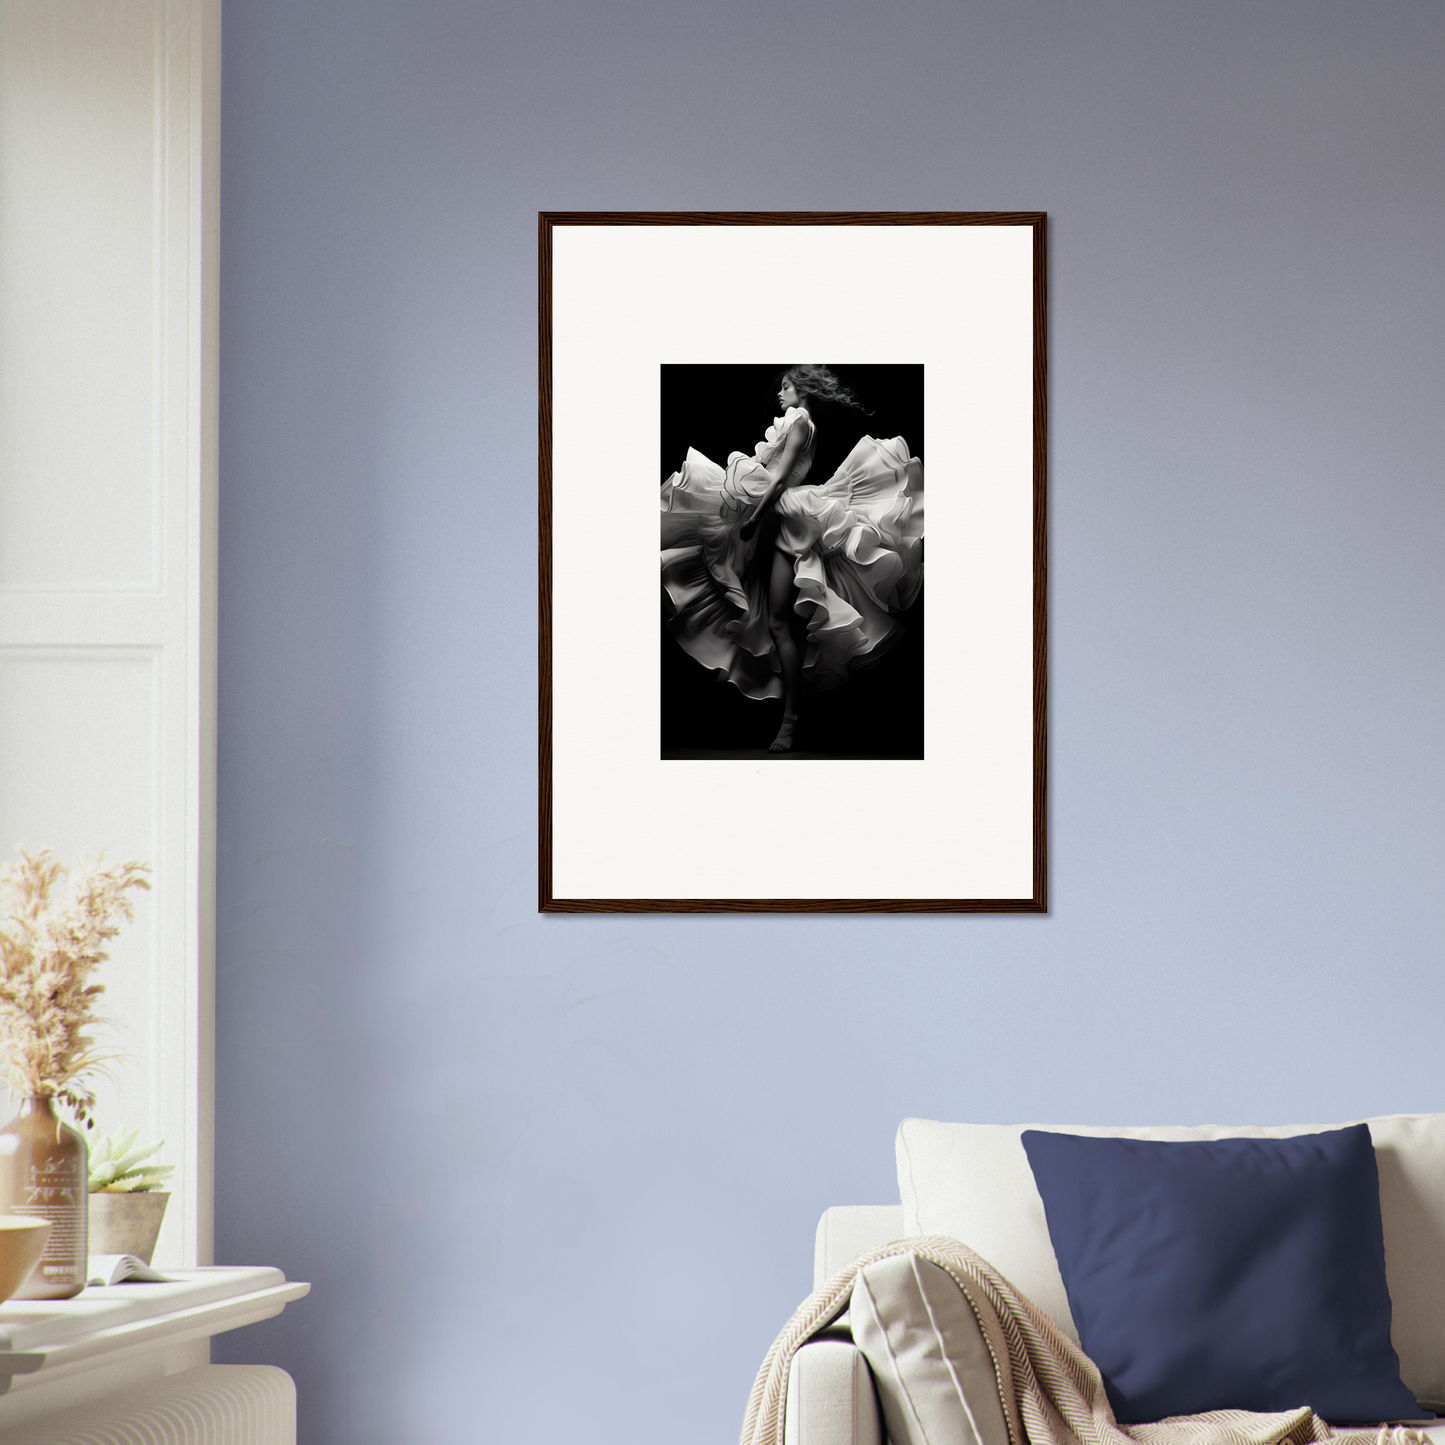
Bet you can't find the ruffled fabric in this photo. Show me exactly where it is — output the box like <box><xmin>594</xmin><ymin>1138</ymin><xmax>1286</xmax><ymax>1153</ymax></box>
<box><xmin>774</xmin><ymin>434</ymin><xmax>923</xmax><ymax>689</ymax></box>
<box><xmin>661</xmin><ymin>409</ymin><xmax>922</xmax><ymax>699</ymax></box>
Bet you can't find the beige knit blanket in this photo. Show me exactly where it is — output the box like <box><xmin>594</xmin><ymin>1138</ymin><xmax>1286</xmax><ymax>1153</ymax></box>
<box><xmin>740</xmin><ymin>1236</ymin><xmax>1431</xmax><ymax>1445</ymax></box>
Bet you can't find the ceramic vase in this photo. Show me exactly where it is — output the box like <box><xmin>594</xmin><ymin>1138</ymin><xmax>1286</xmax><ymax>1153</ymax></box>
<box><xmin>0</xmin><ymin>1097</ymin><xmax>88</xmax><ymax>1298</ymax></box>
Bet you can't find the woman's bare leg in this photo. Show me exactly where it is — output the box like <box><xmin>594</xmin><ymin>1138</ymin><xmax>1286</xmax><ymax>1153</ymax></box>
<box><xmin>767</xmin><ymin>548</ymin><xmax>803</xmax><ymax>752</ymax></box>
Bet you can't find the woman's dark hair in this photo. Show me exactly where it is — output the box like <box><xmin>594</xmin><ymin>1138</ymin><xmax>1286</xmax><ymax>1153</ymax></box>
<box><xmin>781</xmin><ymin>365</ymin><xmax>869</xmax><ymax>413</ymax></box>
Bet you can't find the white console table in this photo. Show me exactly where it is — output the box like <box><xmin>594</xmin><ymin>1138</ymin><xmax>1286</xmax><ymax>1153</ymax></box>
<box><xmin>0</xmin><ymin>1268</ymin><xmax>309</xmax><ymax>1442</ymax></box>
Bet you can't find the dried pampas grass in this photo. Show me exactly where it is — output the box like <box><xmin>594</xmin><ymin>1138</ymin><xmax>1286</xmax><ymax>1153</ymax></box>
<box><xmin>0</xmin><ymin>850</ymin><xmax>151</xmax><ymax>1124</ymax></box>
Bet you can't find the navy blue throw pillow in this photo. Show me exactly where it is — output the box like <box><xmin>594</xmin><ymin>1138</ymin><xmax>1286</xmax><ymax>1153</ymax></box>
<box><xmin>1020</xmin><ymin>1125</ymin><xmax>1423</xmax><ymax>1425</ymax></box>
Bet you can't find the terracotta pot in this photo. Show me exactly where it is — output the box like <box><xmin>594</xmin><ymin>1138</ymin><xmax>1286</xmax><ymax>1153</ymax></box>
<box><xmin>88</xmin><ymin>1191</ymin><xmax>170</xmax><ymax>1264</ymax></box>
<box><xmin>0</xmin><ymin>1096</ymin><xmax>88</xmax><ymax>1298</ymax></box>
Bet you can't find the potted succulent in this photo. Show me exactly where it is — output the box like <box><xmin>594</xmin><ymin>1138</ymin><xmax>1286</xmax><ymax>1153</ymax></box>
<box><xmin>88</xmin><ymin>1132</ymin><xmax>173</xmax><ymax>1264</ymax></box>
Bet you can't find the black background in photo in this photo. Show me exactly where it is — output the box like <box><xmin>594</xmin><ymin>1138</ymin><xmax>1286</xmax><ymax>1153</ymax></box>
<box><xmin>661</xmin><ymin>364</ymin><xmax>924</xmax><ymax>759</ymax></box>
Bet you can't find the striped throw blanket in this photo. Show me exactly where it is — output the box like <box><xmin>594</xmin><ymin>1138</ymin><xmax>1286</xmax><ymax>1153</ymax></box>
<box><xmin>740</xmin><ymin>1236</ymin><xmax>1429</xmax><ymax>1445</ymax></box>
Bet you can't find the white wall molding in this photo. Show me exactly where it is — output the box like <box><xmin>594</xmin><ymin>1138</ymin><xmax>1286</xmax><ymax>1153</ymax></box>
<box><xmin>0</xmin><ymin>0</ymin><xmax>220</xmax><ymax>1268</ymax></box>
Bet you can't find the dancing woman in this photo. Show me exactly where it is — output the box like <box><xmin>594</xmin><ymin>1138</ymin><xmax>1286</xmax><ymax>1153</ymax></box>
<box><xmin>660</xmin><ymin>365</ymin><xmax>924</xmax><ymax>753</ymax></box>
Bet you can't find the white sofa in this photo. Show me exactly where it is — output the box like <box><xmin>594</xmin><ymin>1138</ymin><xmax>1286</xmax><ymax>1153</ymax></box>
<box><xmin>784</xmin><ymin>1204</ymin><xmax>904</xmax><ymax>1445</ymax></box>
<box><xmin>783</xmin><ymin>1117</ymin><xmax>1445</xmax><ymax>1445</ymax></box>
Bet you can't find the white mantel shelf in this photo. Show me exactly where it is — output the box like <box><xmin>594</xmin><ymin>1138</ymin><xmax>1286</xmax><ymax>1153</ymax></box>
<box><xmin>0</xmin><ymin>1268</ymin><xmax>308</xmax><ymax>1407</ymax></box>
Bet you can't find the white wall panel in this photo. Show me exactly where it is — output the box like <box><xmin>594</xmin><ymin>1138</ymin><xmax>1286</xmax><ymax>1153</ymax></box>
<box><xmin>0</xmin><ymin>3</ymin><xmax>161</xmax><ymax>589</ymax></box>
<box><xmin>0</xmin><ymin>648</ymin><xmax>160</xmax><ymax>1190</ymax></box>
<box><xmin>0</xmin><ymin>649</ymin><xmax>158</xmax><ymax>847</ymax></box>
<box><xmin>0</xmin><ymin>0</ymin><xmax>217</xmax><ymax>1270</ymax></box>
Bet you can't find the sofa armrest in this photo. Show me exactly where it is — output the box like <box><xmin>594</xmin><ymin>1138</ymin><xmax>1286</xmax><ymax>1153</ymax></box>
<box><xmin>784</xmin><ymin>1338</ymin><xmax>882</xmax><ymax>1445</ymax></box>
<box><xmin>814</xmin><ymin>1206</ymin><xmax>906</xmax><ymax>1290</ymax></box>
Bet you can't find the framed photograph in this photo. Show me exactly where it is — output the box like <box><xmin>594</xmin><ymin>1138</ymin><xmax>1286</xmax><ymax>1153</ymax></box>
<box><xmin>539</xmin><ymin>212</ymin><xmax>1046</xmax><ymax>912</ymax></box>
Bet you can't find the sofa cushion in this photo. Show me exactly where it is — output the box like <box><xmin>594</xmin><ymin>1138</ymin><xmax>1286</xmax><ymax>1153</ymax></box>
<box><xmin>1021</xmin><ymin>1124</ymin><xmax>1419</xmax><ymax>1423</ymax></box>
<box><xmin>896</xmin><ymin>1114</ymin><xmax>1445</xmax><ymax>1404</ymax></box>
<box><xmin>850</xmin><ymin>1252</ymin><xmax>1012</xmax><ymax>1445</ymax></box>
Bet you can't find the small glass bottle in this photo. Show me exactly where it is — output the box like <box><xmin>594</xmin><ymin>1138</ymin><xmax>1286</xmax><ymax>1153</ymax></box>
<box><xmin>0</xmin><ymin>1096</ymin><xmax>88</xmax><ymax>1299</ymax></box>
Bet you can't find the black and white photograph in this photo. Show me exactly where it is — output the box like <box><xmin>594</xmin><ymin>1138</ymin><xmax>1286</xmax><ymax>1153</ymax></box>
<box><xmin>542</xmin><ymin>213</ymin><xmax>1044</xmax><ymax>910</ymax></box>
<box><xmin>660</xmin><ymin>364</ymin><xmax>925</xmax><ymax>760</ymax></box>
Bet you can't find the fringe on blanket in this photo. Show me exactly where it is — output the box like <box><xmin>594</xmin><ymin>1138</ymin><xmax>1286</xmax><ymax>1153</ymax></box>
<box><xmin>739</xmin><ymin>1235</ymin><xmax>1434</xmax><ymax>1445</ymax></box>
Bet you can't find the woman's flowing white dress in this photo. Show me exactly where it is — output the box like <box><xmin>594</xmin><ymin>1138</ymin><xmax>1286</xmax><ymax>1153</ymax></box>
<box><xmin>660</xmin><ymin>406</ymin><xmax>924</xmax><ymax>700</ymax></box>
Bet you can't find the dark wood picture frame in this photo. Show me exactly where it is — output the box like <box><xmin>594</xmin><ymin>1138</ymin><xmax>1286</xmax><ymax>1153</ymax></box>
<box><xmin>539</xmin><ymin>211</ymin><xmax>1047</xmax><ymax>913</ymax></box>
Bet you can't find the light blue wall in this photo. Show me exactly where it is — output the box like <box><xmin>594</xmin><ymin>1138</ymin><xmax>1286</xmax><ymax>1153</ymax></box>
<box><xmin>213</xmin><ymin>3</ymin><xmax>1445</xmax><ymax>1441</ymax></box>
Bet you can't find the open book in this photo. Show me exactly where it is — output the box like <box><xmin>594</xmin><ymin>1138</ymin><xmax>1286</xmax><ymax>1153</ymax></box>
<box><xmin>85</xmin><ymin>1254</ymin><xmax>173</xmax><ymax>1287</ymax></box>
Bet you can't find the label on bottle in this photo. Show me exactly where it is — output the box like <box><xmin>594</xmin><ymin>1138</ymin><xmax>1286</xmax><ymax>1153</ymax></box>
<box><xmin>12</xmin><ymin>1154</ymin><xmax>85</xmax><ymax>1282</ymax></box>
